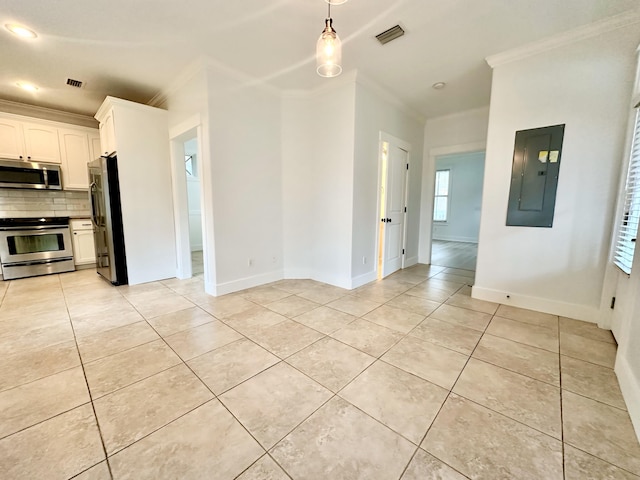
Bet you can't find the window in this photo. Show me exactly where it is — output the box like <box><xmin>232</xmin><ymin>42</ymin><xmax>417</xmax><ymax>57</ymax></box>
<box><xmin>614</xmin><ymin>109</ymin><xmax>640</xmax><ymax>274</ymax></box>
<box><xmin>433</xmin><ymin>169</ymin><xmax>450</xmax><ymax>222</ymax></box>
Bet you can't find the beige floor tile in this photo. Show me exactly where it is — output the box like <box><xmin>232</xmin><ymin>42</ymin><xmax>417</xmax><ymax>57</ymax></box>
<box><xmin>0</xmin><ymin>366</ymin><xmax>89</xmax><ymax>438</ymax></box>
<box><xmin>293</xmin><ymin>305</ymin><xmax>356</xmax><ymax>334</ymax></box>
<box><xmin>433</xmin><ymin>272</ymin><xmax>473</xmax><ymax>285</ymax></box>
<box><xmin>76</xmin><ymin>321</ymin><xmax>159</xmax><ymax>363</ymax></box>
<box><xmin>487</xmin><ymin>316</ymin><xmax>559</xmax><ymax>353</ymax></box>
<box><xmin>237</xmin><ymin>455</ymin><xmax>289</xmax><ymax>480</ymax></box>
<box><xmin>220</xmin><ymin>363</ymin><xmax>332</xmax><ymax>448</ymax></box>
<box><xmin>445</xmin><ymin>292</ymin><xmax>498</xmax><ymax>315</ymax></box>
<box><xmin>271</xmin><ymin>396</ymin><xmax>415</xmax><ymax>480</ymax></box>
<box><xmin>495</xmin><ymin>304</ymin><xmax>558</xmax><ymax>329</ymax></box>
<box><xmin>562</xmin><ymin>390</ymin><xmax>640</xmax><ymax>475</ymax></box>
<box><xmin>0</xmin><ymin>321</ymin><xmax>75</xmax><ymax>357</ymax></box>
<box><xmin>410</xmin><ymin>317</ymin><xmax>482</xmax><ymax>355</ymax></box>
<box><xmin>94</xmin><ymin>364</ymin><xmax>213</xmax><ymax>455</ymax></box>
<box><xmin>404</xmin><ymin>284</ymin><xmax>452</xmax><ymax>303</ymax></box>
<box><xmin>422</xmin><ymin>278</ymin><xmax>465</xmax><ymax>294</ymax></box>
<box><xmin>245</xmin><ymin>319</ymin><xmax>325</xmax><ymax>358</ymax></box>
<box><xmin>561</xmin><ymin>355</ymin><xmax>626</xmax><ymax>410</ymax></box>
<box><xmin>297</xmin><ymin>284</ymin><xmax>350</xmax><ymax>304</ymax></box>
<box><xmin>560</xmin><ymin>317</ymin><xmax>615</xmax><ymax>344</ymax></box>
<box><xmin>443</xmin><ymin>267</ymin><xmax>475</xmax><ymax>278</ymax></box>
<box><xmin>0</xmin><ymin>340</ymin><xmax>80</xmax><ymax>392</ymax></box>
<box><xmin>127</xmin><ymin>291</ymin><xmax>195</xmax><ymax>319</ymax></box>
<box><xmin>198</xmin><ymin>294</ymin><xmax>258</xmax><ymax>319</ymax></box>
<box><xmin>457</xmin><ymin>285</ymin><xmax>472</xmax><ymax>296</ymax></box>
<box><xmin>326</xmin><ymin>295</ymin><xmax>382</xmax><ymax>317</ymax></box>
<box><xmin>161</xmin><ymin>276</ymin><xmax>205</xmax><ymax>296</ymax></box>
<box><xmin>286</xmin><ymin>337</ymin><xmax>375</xmax><ymax>392</ymax></box>
<box><xmin>84</xmin><ymin>339</ymin><xmax>181</xmax><ymax>398</ymax></box>
<box><xmin>272</xmin><ymin>278</ymin><xmax>322</xmax><ymax>294</ymax></box>
<box><xmin>146</xmin><ymin>306</ymin><xmax>215</xmax><ymax>337</ymax></box>
<box><xmin>385</xmin><ymin>294</ymin><xmax>441</xmax><ymax>316</ymax></box>
<box><xmin>330</xmin><ymin>319</ymin><xmax>404</xmax><ymax>357</ymax></box>
<box><xmin>340</xmin><ymin>361</ymin><xmax>448</xmax><ymax>444</ymax></box>
<box><xmin>117</xmin><ymin>281</ymin><xmax>172</xmax><ymax>300</ymax></box>
<box><xmin>0</xmin><ymin>404</ymin><xmax>104</xmax><ymax>480</ymax></box>
<box><xmin>363</xmin><ymin>305</ymin><xmax>425</xmax><ymax>334</ymax></box>
<box><xmin>0</xmin><ymin>309</ymin><xmax>69</xmax><ymax>338</ymax></box>
<box><xmin>422</xmin><ymin>394</ymin><xmax>563</xmax><ymax>479</ymax></box>
<box><xmin>563</xmin><ymin>444</ymin><xmax>639</xmax><ymax>480</ymax></box>
<box><xmin>473</xmin><ymin>333</ymin><xmax>560</xmax><ymax>386</ymax></box>
<box><xmin>163</xmin><ymin>320</ymin><xmax>243</xmax><ymax>360</ymax></box>
<box><xmin>240</xmin><ymin>286</ymin><xmax>292</xmax><ymax>305</ymax></box>
<box><xmin>223</xmin><ymin>305</ymin><xmax>288</xmax><ymax>336</ymax></box>
<box><xmin>188</xmin><ymin>338</ymin><xmax>280</xmax><ymax>394</ymax></box>
<box><xmin>560</xmin><ymin>331</ymin><xmax>617</xmax><ymax>368</ymax></box>
<box><xmin>430</xmin><ymin>304</ymin><xmax>492</xmax><ymax>332</ymax></box>
<box><xmin>453</xmin><ymin>358</ymin><xmax>562</xmax><ymax>438</ymax></box>
<box><xmin>401</xmin><ymin>448</ymin><xmax>467</xmax><ymax>480</ymax></box>
<box><xmin>265</xmin><ymin>295</ymin><xmax>319</xmax><ymax>317</ymax></box>
<box><xmin>71</xmin><ymin>302</ymin><xmax>144</xmax><ymax>338</ymax></box>
<box><xmin>66</xmin><ymin>295</ymin><xmax>129</xmax><ymax>319</ymax></box>
<box><xmin>109</xmin><ymin>399</ymin><xmax>263</xmax><ymax>480</ymax></box>
<box><xmin>387</xmin><ymin>271</ymin><xmax>429</xmax><ymax>285</ymax></box>
<box><xmin>73</xmin><ymin>461</ymin><xmax>112</xmax><ymax>480</ymax></box>
<box><xmin>382</xmin><ymin>336</ymin><xmax>468</xmax><ymax>390</ymax></box>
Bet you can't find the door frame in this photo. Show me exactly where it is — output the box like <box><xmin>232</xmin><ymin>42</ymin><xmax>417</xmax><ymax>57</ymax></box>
<box><xmin>169</xmin><ymin>114</ymin><xmax>216</xmax><ymax>292</ymax></box>
<box><xmin>424</xmin><ymin>141</ymin><xmax>486</xmax><ymax>265</ymax></box>
<box><xmin>376</xmin><ymin>131</ymin><xmax>411</xmax><ymax>279</ymax></box>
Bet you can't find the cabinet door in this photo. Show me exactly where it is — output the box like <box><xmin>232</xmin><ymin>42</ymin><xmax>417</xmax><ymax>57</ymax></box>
<box><xmin>89</xmin><ymin>132</ymin><xmax>102</xmax><ymax>161</ymax></box>
<box><xmin>0</xmin><ymin>117</ymin><xmax>25</xmax><ymax>160</ymax></box>
<box><xmin>99</xmin><ymin>111</ymin><xmax>116</xmax><ymax>155</ymax></box>
<box><xmin>72</xmin><ymin>228</ymin><xmax>96</xmax><ymax>265</ymax></box>
<box><xmin>22</xmin><ymin>122</ymin><xmax>62</xmax><ymax>163</ymax></box>
<box><xmin>59</xmin><ymin>129</ymin><xmax>91</xmax><ymax>190</ymax></box>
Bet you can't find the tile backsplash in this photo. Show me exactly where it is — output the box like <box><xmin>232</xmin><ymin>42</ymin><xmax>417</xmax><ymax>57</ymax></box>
<box><xmin>0</xmin><ymin>189</ymin><xmax>91</xmax><ymax>218</ymax></box>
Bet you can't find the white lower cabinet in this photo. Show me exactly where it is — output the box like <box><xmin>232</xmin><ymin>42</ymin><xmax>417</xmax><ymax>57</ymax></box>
<box><xmin>71</xmin><ymin>219</ymin><xmax>96</xmax><ymax>265</ymax></box>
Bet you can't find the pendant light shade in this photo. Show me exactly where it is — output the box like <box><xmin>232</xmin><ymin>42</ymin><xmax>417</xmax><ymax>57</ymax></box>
<box><xmin>316</xmin><ymin>17</ymin><xmax>342</xmax><ymax>78</ymax></box>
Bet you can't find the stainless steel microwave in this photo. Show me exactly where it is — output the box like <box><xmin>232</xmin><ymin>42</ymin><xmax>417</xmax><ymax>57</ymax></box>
<box><xmin>0</xmin><ymin>159</ymin><xmax>62</xmax><ymax>190</ymax></box>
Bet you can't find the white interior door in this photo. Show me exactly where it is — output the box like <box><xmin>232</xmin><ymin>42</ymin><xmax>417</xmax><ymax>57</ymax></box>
<box><xmin>382</xmin><ymin>144</ymin><xmax>408</xmax><ymax>277</ymax></box>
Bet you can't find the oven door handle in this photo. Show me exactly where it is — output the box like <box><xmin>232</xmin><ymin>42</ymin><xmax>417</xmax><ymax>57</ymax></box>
<box><xmin>0</xmin><ymin>225</ymin><xmax>69</xmax><ymax>231</ymax></box>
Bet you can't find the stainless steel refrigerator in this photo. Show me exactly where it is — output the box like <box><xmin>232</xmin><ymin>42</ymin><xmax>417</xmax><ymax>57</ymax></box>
<box><xmin>88</xmin><ymin>153</ymin><xmax>128</xmax><ymax>285</ymax></box>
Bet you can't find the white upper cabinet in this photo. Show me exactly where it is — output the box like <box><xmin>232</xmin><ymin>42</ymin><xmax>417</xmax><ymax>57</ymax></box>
<box><xmin>99</xmin><ymin>110</ymin><xmax>116</xmax><ymax>155</ymax></box>
<box><xmin>0</xmin><ymin>118</ymin><xmax>24</xmax><ymax>160</ymax></box>
<box><xmin>89</xmin><ymin>132</ymin><xmax>102</xmax><ymax>161</ymax></box>
<box><xmin>59</xmin><ymin>128</ymin><xmax>91</xmax><ymax>190</ymax></box>
<box><xmin>21</xmin><ymin>122</ymin><xmax>62</xmax><ymax>163</ymax></box>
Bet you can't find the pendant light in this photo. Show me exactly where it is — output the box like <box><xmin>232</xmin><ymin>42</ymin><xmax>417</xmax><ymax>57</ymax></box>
<box><xmin>316</xmin><ymin>2</ymin><xmax>342</xmax><ymax>78</ymax></box>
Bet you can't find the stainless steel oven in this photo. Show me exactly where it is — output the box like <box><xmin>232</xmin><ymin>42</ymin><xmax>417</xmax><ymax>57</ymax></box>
<box><xmin>0</xmin><ymin>217</ymin><xmax>75</xmax><ymax>280</ymax></box>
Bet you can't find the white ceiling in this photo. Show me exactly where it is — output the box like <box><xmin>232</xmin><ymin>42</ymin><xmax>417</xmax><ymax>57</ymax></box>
<box><xmin>1</xmin><ymin>0</ymin><xmax>639</xmax><ymax>119</ymax></box>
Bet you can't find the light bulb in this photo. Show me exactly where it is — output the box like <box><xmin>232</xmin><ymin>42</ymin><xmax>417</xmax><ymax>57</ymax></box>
<box><xmin>5</xmin><ymin>24</ymin><xmax>37</xmax><ymax>38</ymax></box>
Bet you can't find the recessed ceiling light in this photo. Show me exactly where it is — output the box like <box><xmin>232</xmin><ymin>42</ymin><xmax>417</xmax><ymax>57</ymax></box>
<box><xmin>432</xmin><ymin>82</ymin><xmax>446</xmax><ymax>90</ymax></box>
<box><xmin>16</xmin><ymin>82</ymin><xmax>39</xmax><ymax>92</ymax></box>
<box><xmin>5</xmin><ymin>24</ymin><xmax>37</xmax><ymax>39</ymax></box>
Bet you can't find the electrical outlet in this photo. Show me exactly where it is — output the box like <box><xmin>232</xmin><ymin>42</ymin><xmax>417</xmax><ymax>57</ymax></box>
<box><xmin>362</xmin><ymin>256</ymin><xmax>367</xmax><ymax>265</ymax></box>
<box><xmin>272</xmin><ymin>256</ymin><xmax>277</xmax><ymax>264</ymax></box>
<box><xmin>248</xmin><ymin>258</ymin><xmax>253</xmax><ymax>267</ymax></box>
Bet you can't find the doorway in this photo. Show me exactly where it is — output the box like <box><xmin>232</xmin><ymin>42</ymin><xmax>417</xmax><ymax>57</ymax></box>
<box><xmin>377</xmin><ymin>133</ymin><xmax>410</xmax><ymax>280</ymax></box>
<box><xmin>183</xmin><ymin>137</ymin><xmax>204</xmax><ymax>276</ymax></box>
<box><xmin>430</xmin><ymin>150</ymin><xmax>485</xmax><ymax>271</ymax></box>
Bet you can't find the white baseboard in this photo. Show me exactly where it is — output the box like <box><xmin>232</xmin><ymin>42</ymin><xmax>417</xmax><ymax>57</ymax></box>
<box><xmin>433</xmin><ymin>235</ymin><xmax>478</xmax><ymax>243</ymax></box>
<box><xmin>404</xmin><ymin>256</ymin><xmax>419</xmax><ymax>268</ymax></box>
<box><xmin>615</xmin><ymin>352</ymin><xmax>640</xmax><ymax>443</ymax></box>
<box><xmin>215</xmin><ymin>269</ymin><xmax>283</xmax><ymax>296</ymax></box>
<box><xmin>351</xmin><ymin>270</ymin><xmax>377</xmax><ymax>289</ymax></box>
<box><xmin>472</xmin><ymin>285</ymin><xmax>601</xmax><ymax>323</ymax></box>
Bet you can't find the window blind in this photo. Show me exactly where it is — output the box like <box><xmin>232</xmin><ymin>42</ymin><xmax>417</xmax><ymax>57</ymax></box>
<box><xmin>614</xmin><ymin>108</ymin><xmax>640</xmax><ymax>274</ymax></box>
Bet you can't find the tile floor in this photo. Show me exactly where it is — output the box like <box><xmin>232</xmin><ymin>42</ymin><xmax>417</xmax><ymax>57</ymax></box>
<box><xmin>0</xmin><ymin>265</ymin><xmax>639</xmax><ymax>479</ymax></box>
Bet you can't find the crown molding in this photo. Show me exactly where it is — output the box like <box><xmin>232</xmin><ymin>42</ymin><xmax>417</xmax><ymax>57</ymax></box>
<box><xmin>0</xmin><ymin>98</ymin><xmax>98</xmax><ymax>128</ymax></box>
<box><xmin>148</xmin><ymin>57</ymin><xmax>208</xmax><ymax>108</ymax></box>
<box><xmin>486</xmin><ymin>9</ymin><xmax>640</xmax><ymax>68</ymax></box>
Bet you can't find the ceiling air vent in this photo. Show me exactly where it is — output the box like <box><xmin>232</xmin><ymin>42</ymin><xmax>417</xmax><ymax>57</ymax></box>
<box><xmin>376</xmin><ymin>25</ymin><xmax>405</xmax><ymax>45</ymax></box>
<box><xmin>66</xmin><ymin>78</ymin><xmax>83</xmax><ymax>88</ymax></box>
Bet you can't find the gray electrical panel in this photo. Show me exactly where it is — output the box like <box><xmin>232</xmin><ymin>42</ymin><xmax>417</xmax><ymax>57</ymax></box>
<box><xmin>506</xmin><ymin>124</ymin><xmax>565</xmax><ymax>227</ymax></box>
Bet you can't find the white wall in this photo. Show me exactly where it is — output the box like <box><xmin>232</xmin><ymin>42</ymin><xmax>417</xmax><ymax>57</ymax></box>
<box><xmin>432</xmin><ymin>151</ymin><xmax>485</xmax><ymax>243</ymax></box>
<box><xmin>352</xmin><ymin>78</ymin><xmax>425</xmax><ymax>285</ymax></box>
<box><xmin>282</xmin><ymin>78</ymin><xmax>356</xmax><ymax>288</ymax></box>
<box><xmin>418</xmin><ymin>107</ymin><xmax>489</xmax><ymax>262</ymax></box>
<box><xmin>473</xmin><ymin>25</ymin><xmax>640</xmax><ymax>322</ymax></box>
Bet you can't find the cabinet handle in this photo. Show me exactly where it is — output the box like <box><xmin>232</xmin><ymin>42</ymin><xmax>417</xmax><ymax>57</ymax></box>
<box><xmin>27</xmin><ymin>156</ymin><xmax>31</xmax><ymax>160</ymax></box>
<box><xmin>19</xmin><ymin>155</ymin><xmax>23</xmax><ymax>159</ymax></box>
